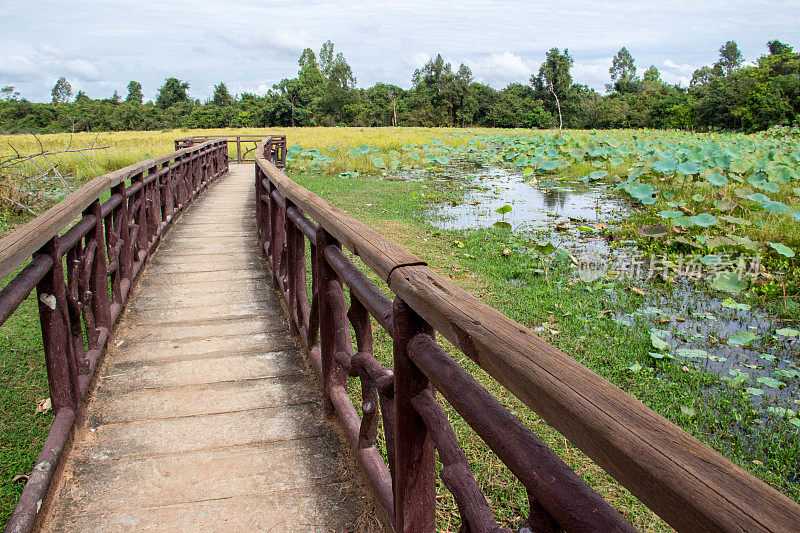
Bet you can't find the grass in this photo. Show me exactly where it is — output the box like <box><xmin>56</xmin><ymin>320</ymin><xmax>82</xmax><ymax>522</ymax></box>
<box><xmin>1</xmin><ymin>127</ymin><xmax>798</xmax><ymax>529</ymax></box>
<box><xmin>288</xmin><ymin>167</ymin><xmax>799</xmax><ymax>530</ymax></box>
<box><xmin>0</xmin><ymin>265</ymin><xmax>49</xmax><ymax>526</ymax></box>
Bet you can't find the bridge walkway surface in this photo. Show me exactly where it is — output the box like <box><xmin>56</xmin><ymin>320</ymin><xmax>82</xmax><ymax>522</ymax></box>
<box><xmin>38</xmin><ymin>165</ymin><xmax>383</xmax><ymax>531</ymax></box>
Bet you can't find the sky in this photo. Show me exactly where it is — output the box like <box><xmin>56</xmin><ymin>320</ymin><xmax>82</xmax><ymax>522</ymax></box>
<box><xmin>1</xmin><ymin>0</ymin><xmax>798</xmax><ymax>102</ymax></box>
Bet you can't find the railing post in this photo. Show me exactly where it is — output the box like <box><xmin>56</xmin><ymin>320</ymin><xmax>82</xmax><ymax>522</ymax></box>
<box><xmin>112</xmin><ymin>182</ymin><xmax>133</xmax><ymax>300</ymax></box>
<box><xmin>160</xmin><ymin>160</ymin><xmax>172</xmax><ymax>224</ymax></box>
<box><xmin>236</xmin><ymin>136</ymin><xmax>242</xmax><ymax>163</ymax></box>
<box><xmin>86</xmin><ymin>200</ymin><xmax>112</xmax><ymax>335</ymax></box>
<box><xmin>269</xmin><ymin>188</ymin><xmax>285</xmax><ymax>290</ymax></box>
<box><xmin>393</xmin><ymin>297</ymin><xmax>436</xmax><ymax>532</ymax></box>
<box><xmin>146</xmin><ymin>165</ymin><xmax>160</xmax><ymax>244</ymax></box>
<box><xmin>315</xmin><ymin>227</ymin><xmax>348</xmax><ymax>415</ymax></box>
<box><xmin>285</xmin><ymin>199</ymin><xmax>300</xmax><ymax>335</ymax></box>
<box><xmin>35</xmin><ymin>237</ymin><xmax>80</xmax><ymax>414</ymax></box>
<box><xmin>133</xmin><ymin>171</ymin><xmax>148</xmax><ymax>261</ymax></box>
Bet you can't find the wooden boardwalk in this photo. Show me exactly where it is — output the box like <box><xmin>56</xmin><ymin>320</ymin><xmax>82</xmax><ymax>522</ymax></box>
<box><xmin>39</xmin><ymin>165</ymin><xmax>383</xmax><ymax>532</ymax></box>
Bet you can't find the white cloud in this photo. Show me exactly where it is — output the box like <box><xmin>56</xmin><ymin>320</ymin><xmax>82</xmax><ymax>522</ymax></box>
<box><xmin>215</xmin><ymin>28</ymin><xmax>313</xmax><ymax>55</ymax></box>
<box><xmin>572</xmin><ymin>58</ymin><xmax>613</xmax><ymax>91</ymax></box>
<box><xmin>662</xmin><ymin>59</ymin><xmax>697</xmax><ymax>74</ymax></box>
<box><xmin>471</xmin><ymin>52</ymin><xmax>534</xmax><ymax>86</ymax></box>
<box><xmin>63</xmin><ymin>59</ymin><xmax>102</xmax><ymax>82</ymax></box>
<box><xmin>0</xmin><ymin>53</ymin><xmax>38</xmax><ymax>81</ymax></box>
<box><xmin>409</xmin><ymin>52</ymin><xmax>431</xmax><ymax>69</ymax></box>
<box><xmin>660</xmin><ymin>59</ymin><xmax>700</xmax><ymax>87</ymax></box>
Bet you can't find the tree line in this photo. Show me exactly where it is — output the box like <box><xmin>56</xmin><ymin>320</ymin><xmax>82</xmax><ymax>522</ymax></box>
<box><xmin>1</xmin><ymin>39</ymin><xmax>797</xmax><ymax>133</ymax></box>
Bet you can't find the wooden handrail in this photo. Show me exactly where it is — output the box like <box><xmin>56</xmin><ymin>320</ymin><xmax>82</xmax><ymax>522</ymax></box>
<box><xmin>254</xmin><ymin>139</ymin><xmax>800</xmax><ymax>532</ymax></box>
<box><xmin>0</xmin><ymin>139</ymin><xmax>223</xmax><ymax>280</ymax></box>
<box><xmin>175</xmin><ymin>135</ymin><xmax>286</xmax><ymax>166</ymax></box>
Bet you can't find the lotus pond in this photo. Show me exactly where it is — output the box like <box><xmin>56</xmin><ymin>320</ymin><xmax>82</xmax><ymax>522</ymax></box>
<box><xmin>287</xmin><ymin>127</ymin><xmax>800</xmax><ymax>482</ymax></box>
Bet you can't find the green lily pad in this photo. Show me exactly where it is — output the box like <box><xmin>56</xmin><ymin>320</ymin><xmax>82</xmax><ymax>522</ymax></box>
<box><xmin>757</xmin><ymin>376</ymin><xmax>783</xmax><ymax>389</ymax></box>
<box><xmin>728</xmin><ymin>331</ymin><xmax>758</xmax><ymax>346</ymax></box>
<box><xmin>719</xmin><ymin>215</ymin><xmax>751</xmax><ymax>226</ymax></box>
<box><xmin>586</xmin><ymin>170</ymin><xmax>608</xmax><ymax>181</ymax></box>
<box><xmin>532</xmin><ymin>240</ymin><xmax>556</xmax><ymax>255</ymax></box>
<box><xmin>639</xmin><ymin>224</ymin><xmax>669</xmax><ymax>238</ymax></box>
<box><xmin>721</xmin><ymin>298</ymin><xmax>751</xmax><ymax>311</ymax></box>
<box><xmin>628</xmin><ymin>362</ymin><xmax>643</xmax><ymax>373</ymax></box>
<box><xmin>676</xmin><ymin>348</ymin><xmax>709</xmax><ymax>359</ymax></box>
<box><xmin>747</xmin><ymin>193</ymin><xmax>771</xmax><ymax>204</ymax></box>
<box><xmin>762</xmin><ymin>201</ymin><xmax>792</xmax><ymax>214</ymax></box>
<box><xmin>776</xmin><ymin>328</ymin><xmax>799</xmax><ymax>337</ymax></box>
<box><xmin>712</xmin><ymin>273</ymin><xmax>748</xmax><ymax>293</ymax></box>
<box><xmin>769</xmin><ymin>242</ymin><xmax>795</xmax><ymax>257</ymax></box>
<box><xmin>659</xmin><ymin>210</ymin><xmax>684</xmax><ymax>219</ymax></box>
<box><xmin>677</xmin><ymin>161</ymin><xmax>700</xmax><ymax>175</ymax></box>
<box><xmin>650</xmin><ymin>333</ymin><xmax>671</xmax><ymax>351</ymax></box>
<box><xmin>706</xmin><ymin>173</ymin><xmax>729</xmax><ymax>186</ymax></box>
<box><xmin>688</xmin><ymin>214</ymin><xmax>718</xmax><ymax>227</ymax></box>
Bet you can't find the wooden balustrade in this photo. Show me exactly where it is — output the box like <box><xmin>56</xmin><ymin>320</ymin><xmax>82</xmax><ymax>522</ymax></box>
<box><xmin>0</xmin><ymin>140</ymin><xmax>228</xmax><ymax>533</ymax></box>
<box><xmin>254</xmin><ymin>138</ymin><xmax>800</xmax><ymax>532</ymax></box>
<box><xmin>175</xmin><ymin>134</ymin><xmax>286</xmax><ymax>166</ymax></box>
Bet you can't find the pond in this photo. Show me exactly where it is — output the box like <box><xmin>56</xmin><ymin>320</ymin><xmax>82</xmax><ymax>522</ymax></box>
<box><xmin>425</xmin><ymin>165</ymin><xmax>800</xmax><ymax>417</ymax></box>
<box><xmin>427</xmin><ymin>167</ymin><xmax>624</xmax><ymax>235</ymax></box>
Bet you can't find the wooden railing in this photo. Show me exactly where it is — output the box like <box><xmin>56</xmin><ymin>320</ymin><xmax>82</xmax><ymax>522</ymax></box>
<box><xmin>175</xmin><ymin>134</ymin><xmax>286</xmax><ymax>166</ymax></box>
<box><xmin>0</xmin><ymin>140</ymin><xmax>228</xmax><ymax>533</ymax></box>
<box><xmin>255</xmin><ymin>139</ymin><xmax>800</xmax><ymax>532</ymax></box>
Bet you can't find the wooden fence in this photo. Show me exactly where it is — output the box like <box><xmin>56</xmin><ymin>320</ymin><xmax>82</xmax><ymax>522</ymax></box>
<box><xmin>0</xmin><ymin>140</ymin><xmax>228</xmax><ymax>532</ymax></box>
<box><xmin>175</xmin><ymin>134</ymin><xmax>286</xmax><ymax>166</ymax></box>
<box><xmin>254</xmin><ymin>138</ymin><xmax>800</xmax><ymax>532</ymax></box>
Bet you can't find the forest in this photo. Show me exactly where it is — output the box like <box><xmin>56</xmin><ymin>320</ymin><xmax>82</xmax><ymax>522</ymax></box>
<box><xmin>0</xmin><ymin>39</ymin><xmax>798</xmax><ymax>134</ymax></box>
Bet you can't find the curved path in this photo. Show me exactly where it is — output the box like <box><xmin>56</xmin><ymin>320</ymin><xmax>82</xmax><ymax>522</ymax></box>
<box><xmin>39</xmin><ymin>165</ymin><xmax>383</xmax><ymax>532</ymax></box>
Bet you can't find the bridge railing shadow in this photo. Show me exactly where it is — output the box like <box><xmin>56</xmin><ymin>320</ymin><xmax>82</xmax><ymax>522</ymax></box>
<box><xmin>254</xmin><ymin>138</ymin><xmax>800</xmax><ymax>533</ymax></box>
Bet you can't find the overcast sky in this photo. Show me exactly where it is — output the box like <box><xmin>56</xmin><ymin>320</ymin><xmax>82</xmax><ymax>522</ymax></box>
<box><xmin>1</xmin><ymin>1</ymin><xmax>797</xmax><ymax>102</ymax></box>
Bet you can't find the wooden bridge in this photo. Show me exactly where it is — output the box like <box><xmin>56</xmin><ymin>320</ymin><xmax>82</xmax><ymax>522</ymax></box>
<box><xmin>1</xmin><ymin>137</ymin><xmax>799</xmax><ymax>532</ymax></box>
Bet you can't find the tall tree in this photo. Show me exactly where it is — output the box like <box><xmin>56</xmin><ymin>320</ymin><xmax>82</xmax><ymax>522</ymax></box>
<box><xmin>155</xmin><ymin>78</ymin><xmax>190</xmax><ymax>109</ymax></box>
<box><xmin>531</xmin><ymin>48</ymin><xmax>574</xmax><ymax>129</ymax></box>
<box><xmin>327</xmin><ymin>52</ymin><xmax>356</xmax><ymax>89</ymax></box>
<box><xmin>767</xmin><ymin>40</ymin><xmax>792</xmax><ymax>55</ymax></box>
<box><xmin>273</xmin><ymin>78</ymin><xmax>301</xmax><ymax>126</ymax></box>
<box><xmin>319</xmin><ymin>40</ymin><xmax>335</xmax><ymax>78</ymax></box>
<box><xmin>716</xmin><ymin>40</ymin><xmax>744</xmax><ymax>75</ymax></box>
<box><xmin>610</xmin><ymin>47</ymin><xmax>637</xmax><ymax>84</ymax></box>
<box><xmin>212</xmin><ymin>82</ymin><xmax>233</xmax><ymax>106</ymax></box>
<box><xmin>532</xmin><ymin>48</ymin><xmax>574</xmax><ymax>97</ymax></box>
<box><xmin>126</xmin><ymin>81</ymin><xmax>143</xmax><ymax>104</ymax></box>
<box><xmin>690</xmin><ymin>64</ymin><xmax>722</xmax><ymax>86</ymax></box>
<box><xmin>1</xmin><ymin>86</ymin><xmax>20</xmax><ymax>101</ymax></box>
<box><xmin>51</xmin><ymin>77</ymin><xmax>72</xmax><ymax>103</ymax></box>
<box><xmin>643</xmin><ymin>65</ymin><xmax>662</xmax><ymax>83</ymax></box>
